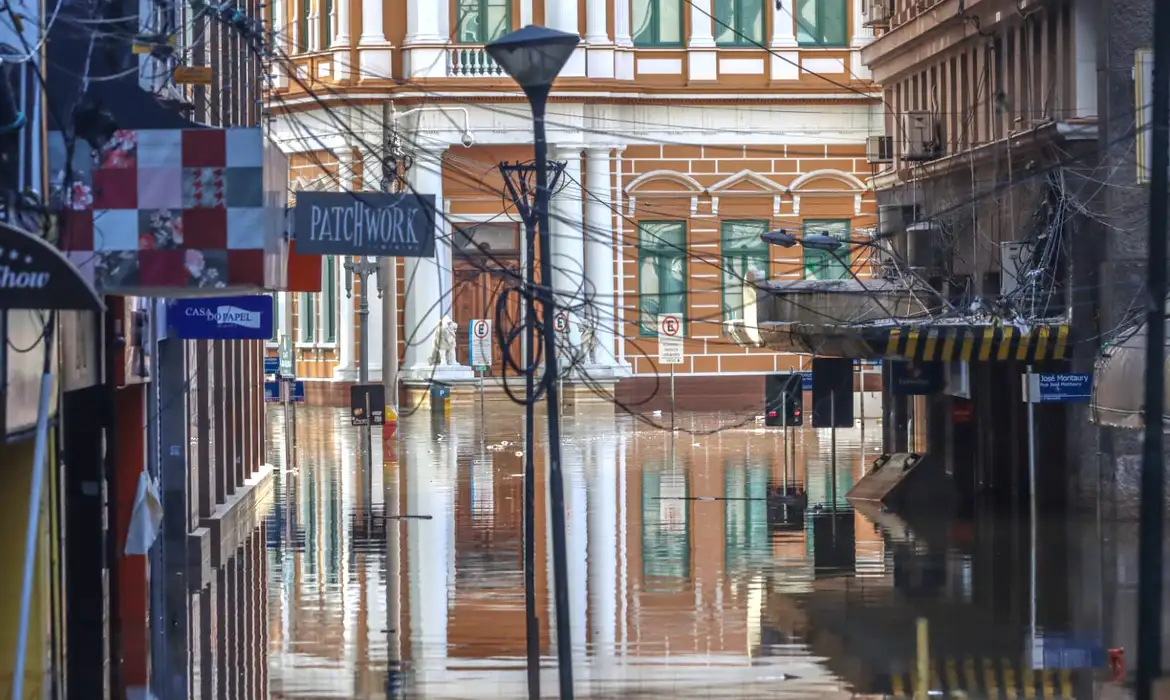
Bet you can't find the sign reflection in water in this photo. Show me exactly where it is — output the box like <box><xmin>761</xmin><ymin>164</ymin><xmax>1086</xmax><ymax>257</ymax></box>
<box><xmin>641</xmin><ymin>467</ymin><xmax>690</xmax><ymax>589</ymax></box>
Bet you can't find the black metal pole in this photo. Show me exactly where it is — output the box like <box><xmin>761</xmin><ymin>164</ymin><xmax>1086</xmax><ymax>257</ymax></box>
<box><xmin>1138</xmin><ymin>4</ymin><xmax>1170</xmax><ymax>697</ymax></box>
<box><xmin>529</xmin><ymin>87</ymin><xmax>575</xmax><ymax>700</ymax></box>
<box><xmin>522</xmin><ymin>178</ymin><xmax>541</xmax><ymax>700</ymax></box>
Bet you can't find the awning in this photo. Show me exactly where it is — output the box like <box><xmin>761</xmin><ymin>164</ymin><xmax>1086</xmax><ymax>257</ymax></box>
<box><xmin>1091</xmin><ymin>321</ymin><xmax>1170</xmax><ymax>429</ymax></box>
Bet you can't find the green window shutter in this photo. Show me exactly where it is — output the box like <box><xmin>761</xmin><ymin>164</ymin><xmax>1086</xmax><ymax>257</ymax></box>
<box><xmin>720</xmin><ymin>220</ymin><xmax>770</xmax><ymax>321</ymax></box>
<box><xmin>801</xmin><ymin>219</ymin><xmax>851</xmax><ymax>280</ymax></box>
<box><xmin>713</xmin><ymin>0</ymin><xmax>736</xmax><ymax>44</ymax></box>
<box><xmin>638</xmin><ymin>221</ymin><xmax>688</xmax><ymax>336</ymax></box>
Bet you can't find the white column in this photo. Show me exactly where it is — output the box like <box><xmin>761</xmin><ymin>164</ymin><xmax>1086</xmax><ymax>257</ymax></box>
<box><xmin>551</xmin><ymin>145</ymin><xmax>586</xmax><ymax>360</ymax></box>
<box><xmin>367</xmin><ymin>269</ymin><xmax>384</xmax><ymax>381</ymax></box>
<box><xmin>404</xmin><ymin>0</ymin><xmax>446</xmax><ymax>78</ymax></box>
<box><xmin>406</xmin><ymin>427</ymin><xmax>450</xmax><ymax>687</ymax></box>
<box><xmin>334</xmin><ymin>151</ymin><xmax>356</xmax><ymax>379</ymax></box>
<box><xmin>356</xmin><ymin>0</ymin><xmax>392</xmax><ymax>79</ymax></box>
<box><xmin>585</xmin><ymin>0</ymin><xmax>613</xmax><ymax>79</ymax></box>
<box><xmin>613</xmin><ymin>0</ymin><xmax>633</xmax><ymax>79</ymax></box>
<box><xmin>403</xmin><ymin>151</ymin><xmax>444</xmax><ymax>374</ymax></box>
<box><xmin>850</xmin><ymin>0</ymin><xmax>873</xmax><ymax>79</ymax></box>
<box><xmin>272</xmin><ymin>0</ymin><xmax>289</xmax><ymax>87</ymax></box>
<box><xmin>333</xmin><ymin>0</ymin><xmax>350</xmax><ymax>48</ymax></box>
<box><xmin>583</xmin><ymin>146</ymin><xmax>618</xmax><ymax>370</ymax></box>
<box><xmin>688</xmin><ymin>0</ymin><xmax>716</xmax><ymax>80</ymax></box>
<box><xmin>545</xmin><ymin>0</ymin><xmax>585</xmax><ymax>76</ymax></box>
<box><xmin>770</xmin><ymin>0</ymin><xmax>799</xmax><ymax>79</ymax></box>
<box><xmin>587</xmin><ymin>433</ymin><xmax>618</xmax><ymax>674</ymax></box>
<box><xmin>307</xmin><ymin>0</ymin><xmax>321</xmax><ymax>51</ymax></box>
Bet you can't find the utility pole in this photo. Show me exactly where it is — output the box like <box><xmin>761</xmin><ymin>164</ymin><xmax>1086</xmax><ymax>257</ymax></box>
<box><xmin>1137</xmin><ymin>0</ymin><xmax>1170</xmax><ymax>696</ymax></box>
<box><xmin>381</xmin><ymin>101</ymin><xmax>401</xmax><ymax>412</ymax></box>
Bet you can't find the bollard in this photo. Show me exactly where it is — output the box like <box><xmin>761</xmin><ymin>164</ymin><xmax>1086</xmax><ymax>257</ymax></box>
<box><xmin>1108</xmin><ymin>647</ymin><xmax>1125</xmax><ymax>684</ymax></box>
<box><xmin>916</xmin><ymin>618</ymin><xmax>929</xmax><ymax>700</ymax></box>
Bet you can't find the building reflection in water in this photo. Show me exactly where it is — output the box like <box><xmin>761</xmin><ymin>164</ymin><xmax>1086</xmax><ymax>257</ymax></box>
<box><xmin>266</xmin><ymin>407</ymin><xmax>1089</xmax><ymax>699</ymax></box>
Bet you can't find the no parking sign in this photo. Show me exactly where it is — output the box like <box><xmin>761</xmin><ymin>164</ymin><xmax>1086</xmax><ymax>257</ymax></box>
<box><xmin>470</xmin><ymin>319</ymin><xmax>492</xmax><ymax>368</ymax></box>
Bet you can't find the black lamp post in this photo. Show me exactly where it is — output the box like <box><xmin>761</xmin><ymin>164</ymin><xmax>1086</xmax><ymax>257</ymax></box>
<box><xmin>487</xmin><ymin>25</ymin><xmax>580</xmax><ymax>700</ymax></box>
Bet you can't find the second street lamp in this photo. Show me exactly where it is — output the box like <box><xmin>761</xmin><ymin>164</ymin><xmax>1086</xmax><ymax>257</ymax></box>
<box><xmin>487</xmin><ymin>24</ymin><xmax>580</xmax><ymax>700</ymax></box>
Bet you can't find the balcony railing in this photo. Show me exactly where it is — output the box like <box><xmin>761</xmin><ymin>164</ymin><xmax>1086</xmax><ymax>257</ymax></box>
<box><xmin>447</xmin><ymin>46</ymin><xmax>506</xmax><ymax>77</ymax></box>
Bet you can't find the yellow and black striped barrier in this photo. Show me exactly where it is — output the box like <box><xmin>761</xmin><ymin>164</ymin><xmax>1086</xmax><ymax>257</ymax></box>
<box><xmin>881</xmin><ymin>657</ymin><xmax>1077</xmax><ymax>698</ymax></box>
<box><xmin>866</xmin><ymin>323</ymin><xmax>1070</xmax><ymax>363</ymax></box>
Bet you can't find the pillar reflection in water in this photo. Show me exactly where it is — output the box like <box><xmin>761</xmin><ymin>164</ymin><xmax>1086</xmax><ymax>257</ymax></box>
<box><xmin>586</xmin><ymin>425</ymin><xmax>619</xmax><ymax>678</ymax></box>
<box><xmin>405</xmin><ymin>420</ymin><xmax>452</xmax><ymax>684</ymax></box>
<box><xmin>568</xmin><ymin>438</ymin><xmax>589</xmax><ymax>667</ymax></box>
<box><xmin>384</xmin><ymin>447</ymin><xmax>405</xmax><ymax>697</ymax></box>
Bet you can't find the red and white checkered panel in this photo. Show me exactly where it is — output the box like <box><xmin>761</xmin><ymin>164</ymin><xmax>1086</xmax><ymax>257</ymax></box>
<box><xmin>49</xmin><ymin>127</ymin><xmax>289</xmax><ymax>297</ymax></box>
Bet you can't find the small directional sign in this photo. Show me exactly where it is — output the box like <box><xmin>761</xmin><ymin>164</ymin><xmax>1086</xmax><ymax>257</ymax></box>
<box><xmin>470</xmin><ymin>319</ymin><xmax>492</xmax><ymax>369</ymax></box>
<box><xmin>264</xmin><ymin>355</ymin><xmax>280</xmax><ymax>377</ymax></box>
<box><xmin>350</xmin><ymin>383</ymin><xmax>387</xmax><ymax>426</ymax></box>
<box><xmin>657</xmin><ymin>313</ymin><xmax>684</xmax><ymax>365</ymax></box>
<box><xmin>278</xmin><ymin>336</ymin><xmax>294</xmax><ymax>379</ymax></box>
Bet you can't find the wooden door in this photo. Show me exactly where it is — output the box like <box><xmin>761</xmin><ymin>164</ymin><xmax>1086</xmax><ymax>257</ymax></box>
<box><xmin>452</xmin><ymin>261</ymin><xmax>521</xmax><ymax>375</ymax></box>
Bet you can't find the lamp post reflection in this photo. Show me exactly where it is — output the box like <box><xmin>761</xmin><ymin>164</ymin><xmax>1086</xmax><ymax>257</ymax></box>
<box><xmin>385</xmin><ymin>454</ymin><xmax>404</xmax><ymax>698</ymax></box>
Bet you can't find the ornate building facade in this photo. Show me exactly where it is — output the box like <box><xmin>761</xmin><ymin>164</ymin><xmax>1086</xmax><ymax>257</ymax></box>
<box><xmin>268</xmin><ymin>0</ymin><xmax>884</xmax><ymax>407</ymax></box>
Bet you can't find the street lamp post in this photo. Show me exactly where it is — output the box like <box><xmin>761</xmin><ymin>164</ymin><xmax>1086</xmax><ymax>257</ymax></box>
<box><xmin>487</xmin><ymin>25</ymin><xmax>581</xmax><ymax>700</ymax></box>
<box><xmin>344</xmin><ymin>255</ymin><xmax>383</xmax><ymax>472</ymax></box>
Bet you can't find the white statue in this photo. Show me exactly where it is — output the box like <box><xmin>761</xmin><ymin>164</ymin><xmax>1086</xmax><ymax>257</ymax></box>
<box><xmin>431</xmin><ymin>315</ymin><xmax>459</xmax><ymax>366</ymax></box>
<box><xmin>579</xmin><ymin>312</ymin><xmax>598</xmax><ymax>365</ymax></box>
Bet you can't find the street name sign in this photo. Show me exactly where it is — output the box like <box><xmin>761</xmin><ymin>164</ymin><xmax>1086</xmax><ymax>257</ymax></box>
<box><xmin>657</xmin><ymin>313</ymin><xmax>684</xmax><ymax>365</ymax></box>
<box><xmin>1025</xmin><ymin>372</ymin><xmax>1092</xmax><ymax>403</ymax></box>
<box><xmin>263</xmin><ymin>356</ymin><xmax>280</xmax><ymax>376</ymax></box>
<box><xmin>278</xmin><ymin>335</ymin><xmax>294</xmax><ymax>378</ymax></box>
<box><xmin>292</xmin><ymin>192</ymin><xmax>438</xmax><ymax>257</ymax></box>
<box><xmin>470</xmin><ymin>319</ymin><xmax>492</xmax><ymax>369</ymax></box>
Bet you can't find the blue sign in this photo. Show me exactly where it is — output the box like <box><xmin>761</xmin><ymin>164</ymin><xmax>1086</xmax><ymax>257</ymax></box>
<box><xmin>1035</xmin><ymin>372</ymin><xmax>1092</xmax><ymax>403</ymax></box>
<box><xmin>799</xmin><ymin>372</ymin><xmax>812</xmax><ymax>390</ymax></box>
<box><xmin>891</xmin><ymin>360</ymin><xmax>945</xmax><ymax>395</ymax></box>
<box><xmin>170</xmin><ymin>295</ymin><xmax>274</xmax><ymax>340</ymax></box>
<box><xmin>264</xmin><ymin>356</ymin><xmax>280</xmax><ymax>376</ymax></box>
<box><xmin>1031</xmin><ymin>634</ymin><xmax>1106</xmax><ymax>669</ymax></box>
<box><xmin>264</xmin><ymin>380</ymin><xmax>306</xmax><ymax>403</ymax></box>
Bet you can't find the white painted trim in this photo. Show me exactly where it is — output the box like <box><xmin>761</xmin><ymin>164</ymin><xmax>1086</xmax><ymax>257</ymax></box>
<box><xmin>625</xmin><ymin>169</ymin><xmax>705</xmax><ymax>194</ymax></box>
<box><xmin>706</xmin><ymin>169</ymin><xmax>787</xmax><ymax>194</ymax></box>
<box><xmin>788</xmin><ymin>168</ymin><xmax>869</xmax><ymax>191</ymax></box>
<box><xmin>270</xmin><ymin>91</ymin><xmax>883</xmax><ymax>106</ymax></box>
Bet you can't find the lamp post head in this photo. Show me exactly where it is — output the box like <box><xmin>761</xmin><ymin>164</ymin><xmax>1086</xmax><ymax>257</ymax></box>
<box><xmin>761</xmin><ymin>229</ymin><xmax>797</xmax><ymax>248</ymax></box>
<box><xmin>801</xmin><ymin>233</ymin><xmax>844</xmax><ymax>252</ymax></box>
<box><xmin>486</xmin><ymin>25</ymin><xmax>581</xmax><ymax>92</ymax></box>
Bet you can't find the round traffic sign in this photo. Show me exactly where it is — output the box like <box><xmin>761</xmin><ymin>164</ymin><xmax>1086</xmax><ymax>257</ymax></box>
<box><xmin>473</xmin><ymin>320</ymin><xmax>489</xmax><ymax>339</ymax></box>
<box><xmin>554</xmin><ymin>312</ymin><xmax>568</xmax><ymax>333</ymax></box>
<box><xmin>661</xmin><ymin>316</ymin><xmax>680</xmax><ymax>336</ymax></box>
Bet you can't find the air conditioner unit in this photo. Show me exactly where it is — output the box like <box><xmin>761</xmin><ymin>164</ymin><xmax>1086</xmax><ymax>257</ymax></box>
<box><xmin>901</xmin><ymin>110</ymin><xmax>943</xmax><ymax>161</ymax></box>
<box><xmin>866</xmin><ymin>135</ymin><xmax>894</xmax><ymax>163</ymax></box>
<box><xmin>861</xmin><ymin>0</ymin><xmax>891</xmax><ymax>28</ymax></box>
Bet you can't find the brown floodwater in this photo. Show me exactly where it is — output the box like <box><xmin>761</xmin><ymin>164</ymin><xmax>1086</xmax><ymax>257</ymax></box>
<box><xmin>263</xmin><ymin>404</ymin><xmax>1118</xmax><ymax>699</ymax></box>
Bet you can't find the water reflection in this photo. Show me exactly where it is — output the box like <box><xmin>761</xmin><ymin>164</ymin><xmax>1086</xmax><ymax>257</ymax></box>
<box><xmin>265</xmin><ymin>406</ymin><xmax>1093</xmax><ymax>699</ymax></box>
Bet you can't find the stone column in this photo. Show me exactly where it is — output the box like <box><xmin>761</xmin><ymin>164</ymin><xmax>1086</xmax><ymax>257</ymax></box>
<box><xmin>356</xmin><ymin>0</ymin><xmax>392</xmax><ymax>78</ymax></box>
<box><xmin>404</xmin><ymin>0</ymin><xmax>445</xmax><ymax>78</ymax></box>
<box><xmin>332</xmin><ymin>0</ymin><xmax>351</xmax><ymax>79</ymax></box>
<box><xmin>545</xmin><ymin>0</ymin><xmax>585</xmax><ymax>76</ymax></box>
<box><xmin>334</xmin><ymin>151</ymin><xmax>356</xmax><ymax>379</ymax></box>
<box><xmin>550</xmin><ymin>145</ymin><xmax>586</xmax><ymax>361</ymax></box>
<box><xmin>850</xmin><ymin>0</ymin><xmax>873</xmax><ymax>79</ymax></box>
<box><xmin>584</xmin><ymin>0</ymin><xmax>612</xmax><ymax>78</ymax></box>
<box><xmin>583</xmin><ymin>146</ymin><xmax>619</xmax><ymax>371</ymax></box>
<box><xmin>613</xmin><ymin>0</ymin><xmax>633</xmax><ymax>79</ymax></box>
<box><xmin>688</xmin><ymin>0</ymin><xmax>716</xmax><ymax>80</ymax></box>
<box><xmin>770</xmin><ymin>0</ymin><xmax>799</xmax><ymax>79</ymax></box>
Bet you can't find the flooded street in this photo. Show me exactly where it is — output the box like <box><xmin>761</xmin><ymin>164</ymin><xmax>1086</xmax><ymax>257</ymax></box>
<box><xmin>262</xmin><ymin>405</ymin><xmax>1116</xmax><ymax>699</ymax></box>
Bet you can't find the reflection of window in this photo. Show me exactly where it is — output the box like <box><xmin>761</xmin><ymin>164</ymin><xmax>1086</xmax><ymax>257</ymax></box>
<box><xmin>641</xmin><ymin>469</ymin><xmax>690</xmax><ymax>588</ymax></box>
<box><xmin>795</xmin><ymin>0</ymin><xmax>848</xmax><ymax>46</ymax></box>
<box><xmin>638</xmin><ymin>221</ymin><xmax>687</xmax><ymax>336</ymax></box>
<box><xmin>322</xmin><ymin>257</ymin><xmax>337</xmax><ymax>343</ymax></box>
<box><xmin>471</xmin><ymin>457</ymin><xmax>494</xmax><ymax>518</ymax></box>
<box><xmin>714</xmin><ymin>0</ymin><xmax>766</xmax><ymax>45</ymax></box>
<box><xmin>721</xmin><ymin>220</ymin><xmax>769</xmax><ymax>321</ymax></box>
<box><xmin>456</xmin><ymin>0</ymin><xmax>511</xmax><ymax>43</ymax></box>
<box><xmin>325</xmin><ymin>469</ymin><xmax>341</xmax><ymax>584</ymax></box>
<box><xmin>303</xmin><ymin>467</ymin><xmax>317</xmax><ymax>579</ymax></box>
<box><xmin>801</xmin><ymin>219</ymin><xmax>850</xmax><ymax>280</ymax></box>
<box><xmin>724</xmin><ymin>464</ymin><xmax>770</xmax><ymax>569</ymax></box>
<box><xmin>632</xmin><ymin>0</ymin><xmax>683</xmax><ymax>45</ymax></box>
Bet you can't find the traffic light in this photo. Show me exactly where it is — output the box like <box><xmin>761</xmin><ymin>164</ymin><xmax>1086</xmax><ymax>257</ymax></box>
<box><xmin>764</xmin><ymin>373</ymin><xmax>803</xmax><ymax>427</ymax></box>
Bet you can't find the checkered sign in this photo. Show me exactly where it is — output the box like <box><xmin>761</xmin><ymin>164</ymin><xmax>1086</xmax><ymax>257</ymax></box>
<box><xmin>48</xmin><ymin>127</ymin><xmax>287</xmax><ymax>296</ymax></box>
